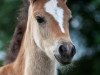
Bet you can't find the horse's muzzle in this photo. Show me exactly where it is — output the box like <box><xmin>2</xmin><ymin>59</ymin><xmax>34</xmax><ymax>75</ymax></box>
<box><xmin>55</xmin><ymin>42</ymin><xmax>76</xmax><ymax>65</ymax></box>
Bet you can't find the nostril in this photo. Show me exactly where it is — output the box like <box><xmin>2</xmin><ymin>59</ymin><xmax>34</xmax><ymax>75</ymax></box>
<box><xmin>58</xmin><ymin>43</ymin><xmax>76</xmax><ymax>59</ymax></box>
<box><xmin>71</xmin><ymin>45</ymin><xmax>76</xmax><ymax>57</ymax></box>
<box><xmin>59</xmin><ymin>45</ymin><xmax>67</xmax><ymax>55</ymax></box>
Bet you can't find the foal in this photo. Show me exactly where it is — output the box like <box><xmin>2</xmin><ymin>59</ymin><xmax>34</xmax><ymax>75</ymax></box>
<box><xmin>0</xmin><ymin>0</ymin><xmax>76</xmax><ymax>75</ymax></box>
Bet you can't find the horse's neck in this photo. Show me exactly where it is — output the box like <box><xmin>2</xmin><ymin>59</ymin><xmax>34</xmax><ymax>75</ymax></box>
<box><xmin>21</xmin><ymin>27</ymin><xmax>57</xmax><ymax>75</ymax></box>
<box><xmin>24</xmin><ymin>46</ymin><xmax>57</xmax><ymax>75</ymax></box>
<box><xmin>0</xmin><ymin>30</ymin><xmax>57</xmax><ymax>75</ymax></box>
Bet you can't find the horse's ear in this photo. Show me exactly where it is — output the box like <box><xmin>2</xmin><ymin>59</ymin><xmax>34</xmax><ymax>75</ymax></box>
<box><xmin>28</xmin><ymin>0</ymin><xmax>37</xmax><ymax>3</ymax></box>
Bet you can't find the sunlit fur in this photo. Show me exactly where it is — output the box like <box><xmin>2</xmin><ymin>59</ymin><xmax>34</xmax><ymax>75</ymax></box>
<box><xmin>0</xmin><ymin>0</ymin><xmax>72</xmax><ymax>75</ymax></box>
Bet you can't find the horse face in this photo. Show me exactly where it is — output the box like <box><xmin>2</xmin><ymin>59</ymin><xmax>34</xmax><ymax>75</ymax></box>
<box><xmin>28</xmin><ymin>0</ymin><xmax>76</xmax><ymax>65</ymax></box>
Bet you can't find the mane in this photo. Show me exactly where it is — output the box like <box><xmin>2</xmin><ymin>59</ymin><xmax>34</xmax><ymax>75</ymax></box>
<box><xmin>6</xmin><ymin>0</ymin><xmax>29</xmax><ymax>63</ymax></box>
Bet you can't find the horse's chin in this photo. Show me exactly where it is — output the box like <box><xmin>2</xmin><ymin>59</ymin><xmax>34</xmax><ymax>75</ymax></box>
<box><xmin>54</xmin><ymin>55</ymin><xmax>71</xmax><ymax>65</ymax></box>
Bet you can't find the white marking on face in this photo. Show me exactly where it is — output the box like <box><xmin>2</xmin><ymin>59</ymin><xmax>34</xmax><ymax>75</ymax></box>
<box><xmin>44</xmin><ymin>0</ymin><xmax>65</xmax><ymax>33</ymax></box>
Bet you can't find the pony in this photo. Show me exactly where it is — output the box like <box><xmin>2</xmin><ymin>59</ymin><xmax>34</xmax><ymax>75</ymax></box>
<box><xmin>0</xmin><ymin>0</ymin><xmax>76</xmax><ymax>75</ymax></box>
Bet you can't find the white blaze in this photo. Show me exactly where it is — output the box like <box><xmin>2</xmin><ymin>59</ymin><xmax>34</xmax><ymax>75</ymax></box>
<box><xmin>44</xmin><ymin>0</ymin><xmax>65</xmax><ymax>33</ymax></box>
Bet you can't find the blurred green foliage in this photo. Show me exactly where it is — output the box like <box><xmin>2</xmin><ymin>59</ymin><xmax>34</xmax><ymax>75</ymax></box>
<box><xmin>0</xmin><ymin>0</ymin><xmax>100</xmax><ymax>75</ymax></box>
<box><xmin>0</xmin><ymin>0</ymin><xmax>21</xmax><ymax>65</ymax></box>
<box><xmin>0</xmin><ymin>0</ymin><xmax>21</xmax><ymax>50</ymax></box>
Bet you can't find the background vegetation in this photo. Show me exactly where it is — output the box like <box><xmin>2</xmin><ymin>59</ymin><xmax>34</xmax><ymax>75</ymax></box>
<box><xmin>0</xmin><ymin>0</ymin><xmax>100</xmax><ymax>75</ymax></box>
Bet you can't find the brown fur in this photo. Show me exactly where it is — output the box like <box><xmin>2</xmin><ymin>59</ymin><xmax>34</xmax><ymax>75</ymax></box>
<box><xmin>0</xmin><ymin>0</ymin><xmax>72</xmax><ymax>75</ymax></box>
<box><xmin>6</xmin><ymin>0</ymin><xmax>71</xmax><ymax>64</ymax></box>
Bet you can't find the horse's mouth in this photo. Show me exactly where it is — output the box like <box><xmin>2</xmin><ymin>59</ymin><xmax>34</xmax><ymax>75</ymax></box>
<box><xmin>54</xmin><ymin>55</ymin><xmax>71</xmax><ymax>65</ymax></box>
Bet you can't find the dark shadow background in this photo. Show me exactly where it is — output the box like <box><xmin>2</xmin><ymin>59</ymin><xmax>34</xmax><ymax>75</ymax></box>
<box><xmin>0</xmin><ymin>0</ymin><xmax>100</xmax><ymax>75</ymax></box>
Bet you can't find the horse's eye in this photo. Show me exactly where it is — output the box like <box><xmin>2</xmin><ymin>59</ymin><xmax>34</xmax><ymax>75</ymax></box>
<box><xmin>36</xmin><ymin>16</ymin><xmax>46</xmax><ymax>24</ymax></box>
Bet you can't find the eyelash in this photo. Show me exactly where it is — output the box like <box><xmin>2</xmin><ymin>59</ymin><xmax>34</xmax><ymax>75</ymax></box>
<box><xmin>36</xmin><ymin>16</ymin><xmax>46</xmax><ymax>24</ymax></box>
